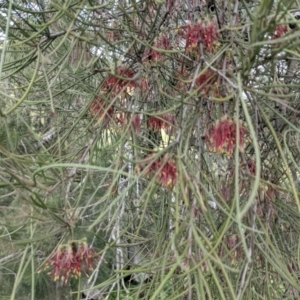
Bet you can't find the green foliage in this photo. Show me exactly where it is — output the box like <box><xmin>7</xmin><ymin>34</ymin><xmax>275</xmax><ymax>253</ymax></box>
<box><xmin>1</xmin><ymin>0</ymin><xmax>300</xmax><ymax>299</ymax></box>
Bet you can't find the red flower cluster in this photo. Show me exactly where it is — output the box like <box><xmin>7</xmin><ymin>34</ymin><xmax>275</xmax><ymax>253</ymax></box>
<box><xmin>138</xmin><ymin>154</ymin><xmax>177</xmax><ymax>188</ymax></box>
<box><xmin>143</xmin><ymin>35</ymin><xmax>170</xmax><ymax>63</ymax></box>
<box><xmin>39</xmin><ymin>240</ymin><xmax>99</xmax><ymax>285</ymax></box>
<box><xmin>148</xmin><ymin>114</ymin><xmax>175</xmax><ymax>134</ymax></box>
<box><xmin>102</xmin><ymin>66</ymin><xmax>149</xmax><ymax>97</ymax></box>
<box><xmin>272</xmin><ymin>25</ymin><xmax>287</xmax><ymax>39</ymax></box>
<box><xmin>131</xmin><ymin>114</ymin><xmax>142</xmax><ymax>135</ymax></box>
<box><xmin>207</xmin><ymin>116</ymin><xmax>248</xmax><ymax>155</ymax></box>
<box><xmin>103</xmin><ymin>66</ymin><xmax>136</xmax><ymax>94</ymax></box>
<box><xmin>184</xmin><ymin>22</ymin><xmax>218</xmax><ymax>55</ymax></box>
<box><xmin>89</xmin><ymin>96</ymin><xmax>114</xmax><ymax>124</ymax></box>
<box><xmin>159</xmin><ymin>155</ymin><xmax>177</xmax><ymax>188</ymax></box>
<box><xmin>195</xmin><ymin>70</ymin><xmax>220</xmax><ymax>97</ymax></box>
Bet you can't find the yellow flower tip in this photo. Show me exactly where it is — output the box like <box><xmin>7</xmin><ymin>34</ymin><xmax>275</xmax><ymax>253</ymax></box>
<box><xmin>221</xmin><ymin>114</ymin><xmax>228</xmax><ymax>122</ymax></box>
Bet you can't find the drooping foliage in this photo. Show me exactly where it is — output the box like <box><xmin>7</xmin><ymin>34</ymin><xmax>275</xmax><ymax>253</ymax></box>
<box><xmin>1</xmin><ymin>0</ymin><xmax>300</xmax><ymax>299</ymax></box>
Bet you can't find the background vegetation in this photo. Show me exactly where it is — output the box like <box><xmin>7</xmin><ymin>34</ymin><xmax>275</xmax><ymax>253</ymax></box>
<box><xmin>1</xmin><ymin>0</ymin><xmax>300</xmax><ymax>299</ymax></box>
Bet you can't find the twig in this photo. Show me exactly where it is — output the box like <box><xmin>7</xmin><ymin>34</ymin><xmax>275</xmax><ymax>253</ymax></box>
<box><xmin>63</xmin><ymin>133</ymin><xmax>99</xmax><ymax>210</ymax></box>
<box><xmin>236</xmin><ymin>253</ymin><xmax>251</xmax><ymax>300</ymax></box>
<box><xmin>237</xmin><ymin>202</ymin><xmax>256</xmax><ymax>300</ymax></box>
<box><xmin>39</xmin><ymin>28</ymin><xmax>78</xmax><ymax>45</ymax></box>
<box><xmin>0</xmin><ymin>252</ymin><xmax>21</xmax><ymax>263</ymax></box>
<box><xmin>176</xmin><ymin>63</ymin><xmax>201</xmax><ymax>143</ymax></box>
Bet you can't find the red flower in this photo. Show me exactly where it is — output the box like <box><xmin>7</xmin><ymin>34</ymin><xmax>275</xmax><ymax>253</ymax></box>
<box><xmin>47</xmin><ymin>246</ymin><xmax>65</xmax><ymax>282</ymax></box>
<box><xmin>272</xmin><ymin>25</ymin><xmax>287</xmax><ymax>39</ymax></box>
<box><xmin>103</xmin><ymin>66</ymin><xmax>136</xmax><ymax>94</ymax></box>
<box><xmin>184</xmin><ymin>22</ymin><xmax>218</xmax><ymax>55</ymax></box>
<box><xmin>137</xmin><ymin>154</ymin><xmax>177</xmax><ymax>188</ymax></box>
<box><xmin>148</xmin><ymin>116</ymin><xmax>164</xmax><ymax>131</ymax></box>
<box><xmin>39</xmin><ymin>240</ymin><xmax>99</xmax><ymax>285</ymax></box>
<box><xmin>195</xmin><ymin>70</ymin><xmax>220</xmax><ymax>97</ymax></box>
<box><xmin>143</xmin><ymin>35</ymin><xmax>170</xmax><ymax>63</ymax></box>
<box><xmin>40</xmin><ymin>245</ymin><xmax>72</xmax><ymax>284</ymax></box>
<box><xmin>159</xmin><ymin>155</ymin><xmax>177</xmax><ymax>188</ymax></box>
<box><xmin>76</xmin><ymin>240</ymin><xmax>99</xmax><ymax>272</ymax></box>
<box><xmin>207</xmin><ymin>116</ymin><xmax>247</xmax><ymax>155</ymax></box>
<box><xmin>144</xmin><ymin>49</ymin><xmax>162</xmax><ymax>63</ymax></box>
<box><xmin>131</xmin><ymin>114</ymin><xmax>142</xmax><ymax>135</ymax></box>
<box><xmin>60</xmin><ymin>244</ymin><xmax>76</xmax><ymax>284</ymax></box>
<box><xmin>148</xmin><ymin>114</ymin><xmax>175</xmax><ymax>133</ymax></box>
<box><xmin>136</xmin><ymin>153</ymin><xmax>160</xmax><ymax>176</ymax></box>
<box><xmin>90</xmin><ymin>96</ymin><xmax>114</xmax><ymax>123</ymax></box>
<box><xmin>161</xmin><ymin>114</ymin><xmax>176</xmax><ymax>135</ymax></box>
